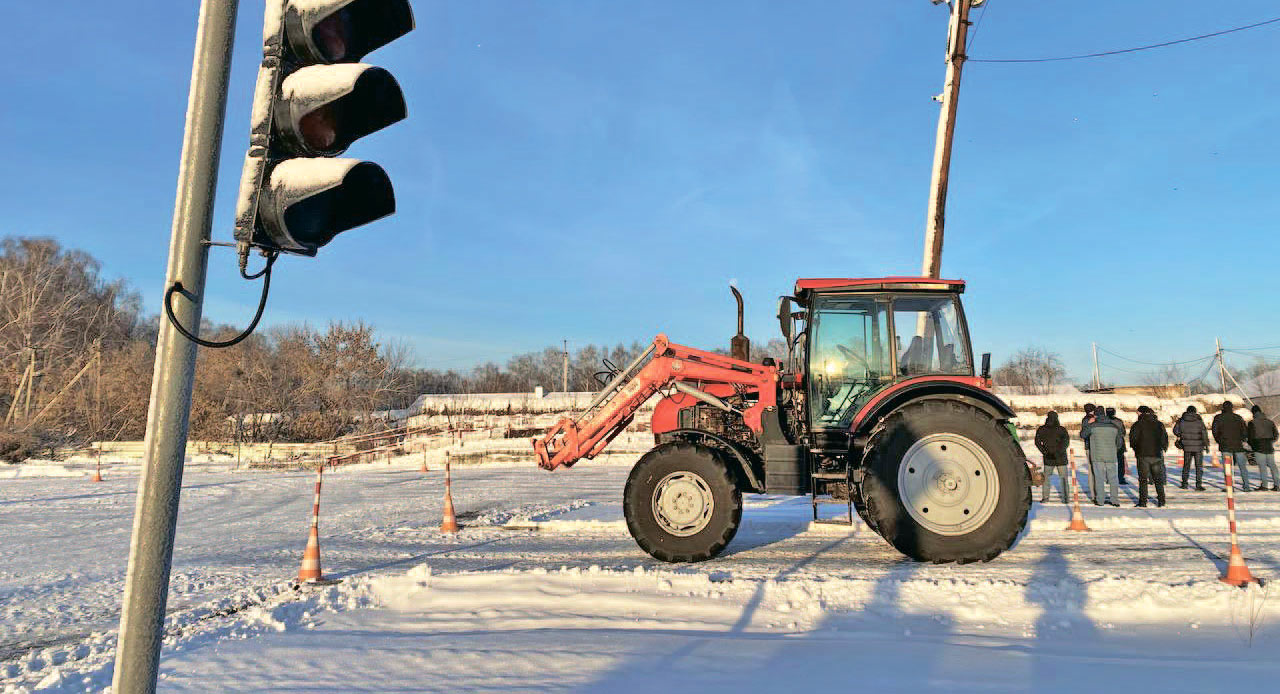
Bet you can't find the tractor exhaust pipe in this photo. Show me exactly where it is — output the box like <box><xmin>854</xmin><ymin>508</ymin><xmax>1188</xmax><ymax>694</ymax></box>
<box><xmin>729</xmin><ymin>285</ymin><xmax>750</xmax><ymax>362</ymax></box>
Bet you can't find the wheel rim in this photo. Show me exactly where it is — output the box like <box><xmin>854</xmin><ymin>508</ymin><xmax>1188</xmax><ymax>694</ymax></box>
<box><xmin>651</xmin><ymin>471</ymin><xmax>715</xmax><ymax>537</ymax></box>
<box><xmin>897</xmin><ymin>433</ymin><xmax>999</xmax><ymax>536</ymax></box>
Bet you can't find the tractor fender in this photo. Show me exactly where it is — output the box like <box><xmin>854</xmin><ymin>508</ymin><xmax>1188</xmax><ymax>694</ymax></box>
<box><xmin>657</xmin><ymin>428</ymin><xmax>764</xmax><ymax>493</ymax></box>
<box><xmin>851</xmin><ymin>381</ymin><xmax>1016</xmax><ymax>440</ymax></box>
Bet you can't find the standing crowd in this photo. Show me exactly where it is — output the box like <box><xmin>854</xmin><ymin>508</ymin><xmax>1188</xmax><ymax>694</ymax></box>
<box><xmin>1033</xmin><ymin>401</ymin><xmax>1279</xmax><ymax>508</ymax></box>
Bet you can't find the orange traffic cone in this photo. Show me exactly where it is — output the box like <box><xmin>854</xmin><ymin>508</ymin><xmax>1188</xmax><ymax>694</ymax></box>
<box><xmin>1221</xmin><ymin>543</ymin><xmax>1259</xmax><ymax>587</ymax></box>
<box><xmin>1219</xmin><ymin>460</ymin><xmax>1260</xmax><ymax>586</ymax></box>
<box><xmin>91</xmin><ymin>447</ymin><xmax>104</xmax><ymax>482</ymax></box>
<box><xmin>1065</xmin><ymin>449</ymin><xmax>1091</xmax><ymax>532</ymax></box>
<box><xmin>440</xmin><ymin>459</ymin><xmax>459</xmax><ymax>534</ymax></box>
<box><xmin>297</xmin><ymin>524</ymin><xmax>324</xmax><ymax>583</ymax></box>
<box><xmin>296</xmin><ymin>466</ymin><xmax>337</xmax><ymax>584</ymax></box>
<box><xmin>420</xmin><ymin>448</ymin><xmax>429</xmax><ymax>474</ymax></box>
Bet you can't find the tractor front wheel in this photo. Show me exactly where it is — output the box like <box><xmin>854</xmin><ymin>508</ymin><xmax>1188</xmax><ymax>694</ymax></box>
<box><xmin>859</xmin><ymin>400</ymin><xmax>1030</xmax><ymax>563</ymax></box>
<box><xmin>623</xmin><ymin>442</ymin><xmax>742</xmax><ymax>563</ymax></box>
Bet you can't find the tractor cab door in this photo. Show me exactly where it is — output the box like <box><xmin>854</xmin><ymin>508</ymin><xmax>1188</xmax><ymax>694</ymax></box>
<box><xmin>890</xmin><ymin>294</ymin><xmax>974</xmax><ymax>378</ymax></box>
<box><xmin>806</xmin><ymin>295</ymin><xmax>893</xmax><ymax>428</ymax></box>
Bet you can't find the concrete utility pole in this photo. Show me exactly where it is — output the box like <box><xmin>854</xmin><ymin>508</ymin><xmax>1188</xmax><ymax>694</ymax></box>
<box><xmin>113</xmin><ymin>1</ymin><xmax>238</xmax><ymax>692</ymax></box>
<box><xmin>1216</xmin><ymin>337</ymin><xmax>1228</xmax><ymax>394</ymax></box>
<box><xmin>921</xmin><ymin>0</ymin><xmax>981</xmax><ymax>278</ymax></box>
<box><xmin>1091</xmin><ymin>342</ymin><xmax>1101</xmax><ymax>391</ymax></box>
<box><xmin>562</xmin><ymin>339</ymin><xmax>569</xmax><ymax>393</ymax></box>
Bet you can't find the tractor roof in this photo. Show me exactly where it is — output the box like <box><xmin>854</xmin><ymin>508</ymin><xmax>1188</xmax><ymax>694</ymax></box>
<box><xmin>794</xmin><ymin>277</ymin><xmax>965</xmax><ymax>295</ymax></box>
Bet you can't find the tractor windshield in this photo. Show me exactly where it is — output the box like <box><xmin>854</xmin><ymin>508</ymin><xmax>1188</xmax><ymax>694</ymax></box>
<box><xmin>892</xmin><ymin>295</ymin><xmax>972</xmax><ymax>377</ymax></box>
<box><xmin>807</xmin><ymin>295</ymin><xmax>892</xmax><ymax>427</ymax></box>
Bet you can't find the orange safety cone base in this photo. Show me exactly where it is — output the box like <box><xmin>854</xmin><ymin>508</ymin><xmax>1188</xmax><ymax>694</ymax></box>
<box><xmin>296</xmin><ymin>528</ymin><xmax>333</xmax><ymax>584</ymax></box>
<box><xmin>1065</xmin><ymin>518</ymin><xmax>1092</xmax><ymax>532</ymax></box>
<box><xmin>1220</xmin><ymin>548</ymin><xmax>1260</xmax><ymax>587</ymax></box>
<box><xmin>90</xmin><ymin>471</ymin><xmax>103</xmax><ymax>482</ymax></box>
<box><xmin>440</xmin><ymin>493</ymin><xmax>460</xmax><ymax>533</ymax></box>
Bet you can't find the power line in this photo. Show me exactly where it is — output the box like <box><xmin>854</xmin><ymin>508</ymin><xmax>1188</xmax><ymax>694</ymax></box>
<box><xmin>1096</xmin><ymin>359</ymin><xmax>1148</xmax><ymax>376</ymax></box>
<box><xmin>1225</xmin><ymin>345</ymin><xmax>1280</xmax><ymax>354</ymax></box>
<box><xmin>966</xmin><ymin>0</ymin><xmax>993</xmax><ymax>54</ymax></box>
<box><xmin>969</xmin><ymin>15</ymin><xmax>1280</xmax><ymax>63</ymax></box>
<box><xmin>1096</xmin><ymin>345</ymin><xmax>1214</xmax><ymax>367</ymax></box>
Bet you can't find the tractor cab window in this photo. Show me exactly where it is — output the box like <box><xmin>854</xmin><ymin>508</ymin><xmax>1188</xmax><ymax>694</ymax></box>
<box><xmin>807</xmin><ymin>295</ymin><xmax>891</xmax><ymax>427</ymax></box>
<box><xmin>892</xmin><ymin>296</ymin><xmax>972</xmax><ymax>377</ymax></box>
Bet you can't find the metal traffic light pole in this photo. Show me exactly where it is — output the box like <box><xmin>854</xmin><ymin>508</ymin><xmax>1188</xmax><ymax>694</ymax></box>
<box><xmin>113</xmin><ymin>1</ymin><xmax>238</xmax><ymax>691</ymax></box>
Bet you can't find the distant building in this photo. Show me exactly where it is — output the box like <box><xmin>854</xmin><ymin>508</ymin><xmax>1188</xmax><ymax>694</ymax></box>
<box><xmin>1080</xmin><ymin>383</ymin><xmax>1188</xmax><ymax>398</ymax></box>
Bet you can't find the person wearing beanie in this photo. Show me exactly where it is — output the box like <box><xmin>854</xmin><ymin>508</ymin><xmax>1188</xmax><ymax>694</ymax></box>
<box><xmin>1035</xmin><ymin>411</ymin><xmax>1070</xmax><ymax>503</ymax></box>
<box><xmin>1080</xmin><ymin>404</ymin><xmax>1097</xmax><ymax>483</ymax></box>
<box><xmin>1107</xmin><ymin>406</ymin><xmax>1128</xmax><ymax>484</ymax></box>
<box><xmin>1129</xmin><ymin>406</ymin><xmax>1170</xmax><ymax>507</ymax></box>
<box><xmin>1174</xmin><ymin>405</ymin><xmax>1208</xmax><ymax>490</ymax></box>
<box><xmin>1212</xmin><ymin>401</ymin><xmax>1252</xmax><ymax>492</ymax></box>
<box><xmin>1247</xmin><ymin>405</ymin><xmax>1279</xmax><ymax>491</ymax></box>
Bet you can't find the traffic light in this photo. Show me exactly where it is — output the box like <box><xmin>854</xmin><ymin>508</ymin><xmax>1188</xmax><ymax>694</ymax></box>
<box><xmin>234</xmin><ymin>0</ymin><xmax>414</xmax><ymax>259</ymax></box>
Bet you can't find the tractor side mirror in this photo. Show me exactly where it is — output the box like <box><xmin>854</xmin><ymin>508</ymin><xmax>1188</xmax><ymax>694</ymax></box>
<box><xmin>981</xmin><ymin>352</ymin><xmax>992</xmax><ymax>380</ymax></box>
<box><xmin>777</xmin><ymin>296</ymin><xmax>793</xmax><ymax>342</ymax></box>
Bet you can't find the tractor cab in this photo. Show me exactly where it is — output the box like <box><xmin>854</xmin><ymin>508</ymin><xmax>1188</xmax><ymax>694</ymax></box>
<box><xmin>780</xmin><ymin>277</ymin><xmax>987</xmax><ymax>433</ymax></box>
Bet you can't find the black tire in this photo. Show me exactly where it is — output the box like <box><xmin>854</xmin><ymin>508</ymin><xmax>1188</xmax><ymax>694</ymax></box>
<box><xmin>858</xmin><ymin>400</ymin><xmax>1030</xmax><ymax>564</ymax></box>
<box><xmin>623</xmin><ymin>442</ymin><xmax>742</xmax><ymax>563</ymax></box>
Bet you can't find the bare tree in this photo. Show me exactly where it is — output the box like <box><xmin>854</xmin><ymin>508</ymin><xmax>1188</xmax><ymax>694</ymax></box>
<box><xmin>992</xmin><ymin>347</ymin><xmax>1067</xmax><ymax>395</ymax></box>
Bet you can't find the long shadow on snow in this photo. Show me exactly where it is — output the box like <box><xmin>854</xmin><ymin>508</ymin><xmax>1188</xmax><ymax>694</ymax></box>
<box><xmin>575</xmin><ymin>515</ymin><xmax>961</xmax><ymax>692</ymax></box>
<box><xmin>1027</xmin><ymin>544</ymin><xmax>1099</xmax><ymax>684</ymax></box>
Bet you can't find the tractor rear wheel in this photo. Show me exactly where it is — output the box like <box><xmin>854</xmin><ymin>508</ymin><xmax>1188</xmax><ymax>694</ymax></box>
<box><xmin>858</xmin><ymin>400</ymin><xmax>1029</xmax><ymax>563</ymax></box>
<box><xmin>623</xmin><ymin>441</ymin><xmax>742</xmax><ymax>563</ymax></box>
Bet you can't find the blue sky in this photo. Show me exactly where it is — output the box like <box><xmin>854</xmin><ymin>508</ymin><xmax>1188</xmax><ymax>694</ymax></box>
<box><xmin>3</xmin><ymin>1</ymin><xmax>1278</xmax><ymax>382</ymax></box>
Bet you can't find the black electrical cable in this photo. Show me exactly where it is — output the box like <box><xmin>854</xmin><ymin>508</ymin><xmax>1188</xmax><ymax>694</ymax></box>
<box><xmin>164</xmin><ymin>252</ymin><xmax>277</xmax><ymax>349</ymax></box>
<box><xmin>240</xmin><ymin>252</ymin><xmax>274</xmax><ymax>280</ymax></box>
<box><xmin>970</xmin><ymin>15</ymin><xmax>1280</xmax><ymax>63</ymax></box>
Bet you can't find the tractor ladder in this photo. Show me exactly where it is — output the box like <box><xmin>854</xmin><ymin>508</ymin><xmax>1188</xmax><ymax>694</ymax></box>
<box><xmin>810</xmin><ymin>442</ymin><xmax>854</xmax><ymax>526</ymax></box>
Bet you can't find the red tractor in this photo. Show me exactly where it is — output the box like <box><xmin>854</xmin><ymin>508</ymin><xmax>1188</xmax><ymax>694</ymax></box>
<box><xmin>534</xmin><ymin>277</ymin><xmax>1029</xmax><ymax>564</ymax></box>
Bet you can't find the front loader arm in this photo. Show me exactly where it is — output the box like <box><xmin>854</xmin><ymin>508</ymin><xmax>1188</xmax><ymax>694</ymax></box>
<box><xmin>533</xmin><ymin>334</ymin><xmax>778</xmax><ymax>470</ymax></box>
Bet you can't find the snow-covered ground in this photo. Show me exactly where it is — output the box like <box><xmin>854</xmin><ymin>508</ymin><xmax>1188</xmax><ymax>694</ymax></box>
<box><xmin>3</xmin><ymin>454</ymin><xmax>1280</xmax><ymax>693</ymax></box>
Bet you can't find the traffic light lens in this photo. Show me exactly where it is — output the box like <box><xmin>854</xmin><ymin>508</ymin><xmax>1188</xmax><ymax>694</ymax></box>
<box><xmin>312</xmin><ymin>9</ymin><xmax>352</xmax><ymax>62</ymax></box>
<box><xmin>299</xmin><ymin>105</ymin><xmax>339</xmax><ymax>150</ymax></box>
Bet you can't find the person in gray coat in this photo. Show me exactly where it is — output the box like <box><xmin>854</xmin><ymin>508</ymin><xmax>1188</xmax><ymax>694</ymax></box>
<box><xmin>1212</xmin><ymin>401</ymin><xmax>1252</xmax><ymax>492</ymax></box>
<box><xmin>1173</xmin><ymin>406</ymin><xmax>1208</xmax><ymax>490</ymax></box>
<box><xmin>1247</xmin><ymin>405</ymin><xmax>1279</xmax><ymax>491</ymax></box>
<box><xmin>1107</xmin><ymin>407</ymin><xmax>1128</xmax><ymax>484</ymax></box>
<box><xmin>1082</xmin><ymin>410</ymin><xmax>1122</xmax><ymax>506</ymax></box>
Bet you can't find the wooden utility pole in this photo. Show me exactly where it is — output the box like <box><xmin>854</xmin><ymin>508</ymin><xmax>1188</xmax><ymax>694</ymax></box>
<box><xmin>921</xmin><ymin>0</ymin><xmax>981</xmax><ymax>278</ymax></box>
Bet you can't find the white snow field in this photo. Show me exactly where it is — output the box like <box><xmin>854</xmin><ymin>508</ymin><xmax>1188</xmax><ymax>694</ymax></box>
<box><xmin>3</xmin><ymin>454</ymin><xmax>1280</xmax><ymax>693</ymax></box>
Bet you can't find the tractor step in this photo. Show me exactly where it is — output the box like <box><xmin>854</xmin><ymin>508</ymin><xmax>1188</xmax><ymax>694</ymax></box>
<box><xmin>811</xmin><ymin>471</ymin><xmax>846</xmax><ymax>481</ymax></box>
<box><xmin>812</xmin><ymin>518</ymin><xmax>855</xmax><ymax>526</ymax></box>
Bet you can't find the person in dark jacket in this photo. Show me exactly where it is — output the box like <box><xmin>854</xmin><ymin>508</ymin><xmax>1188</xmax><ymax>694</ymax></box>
<box><xmin>1080</xmin><ymin>403</ymin><xmax>1096</xmax><ymax>459</ymax></box>
<box><xmin>1248</xmin><ymin>405</ymin><xmax>1279</xmax><ymax>491</ymax></box>
<box><xmin>1212</xmin><ymin>401</ymin><xmax>1252</xmax><ymax>492</ymax></box>
<box><xmin>1082</xmin><ymin>410</ymin><xmax>1122</xmax><ymax>506</ymax></box>
<box><xmin>1107</xmin><ymin>406</ymin><xmax>1128</xmax><ymax>484</ymax></box>
<box><xmin>1129</xmin><ymin>406</ymin><xmax>1169</xmax><ymax>507</ymax></box>
<box><xmin>1173</xmin><ymin>405</ymin><xmax>1208</xmax><ymax>490</ymax></box>
<box><xmin>1035</xmin><ymin>411</ymin><xmax>1070</xmax><ymax>502</ymax></box>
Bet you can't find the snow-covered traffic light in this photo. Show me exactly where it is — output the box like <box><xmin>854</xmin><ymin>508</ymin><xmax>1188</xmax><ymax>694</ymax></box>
<box><xmin>234</xmin><ymin>0</ymin><xmax>414</xmax><ymax>258</ymax></box>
